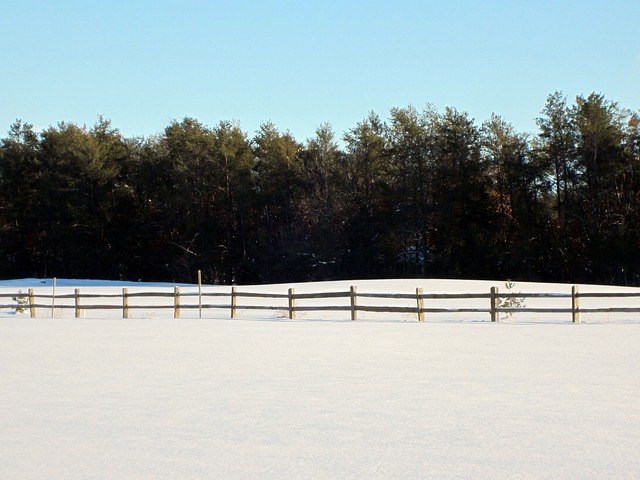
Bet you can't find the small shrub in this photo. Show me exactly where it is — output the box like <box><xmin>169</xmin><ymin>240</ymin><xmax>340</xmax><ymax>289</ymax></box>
<box><xmin>13</xmin><ymin>290</ymin><xmax>28</xmax><ymax>314</ymax></box>
<box><xmin>497</xmin><ymin>280</ymin><xmax>525</xmax><ymax>320</ymax></box>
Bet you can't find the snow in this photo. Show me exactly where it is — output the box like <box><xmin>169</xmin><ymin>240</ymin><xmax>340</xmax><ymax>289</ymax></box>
<box><xmin>1</xmin><ymin>278</ymin><xmax>640</xmax><ymax>479</ymax></box>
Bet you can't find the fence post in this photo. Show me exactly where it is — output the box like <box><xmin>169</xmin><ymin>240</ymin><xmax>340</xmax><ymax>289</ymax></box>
<box><xmin>230</xmin><ymin>287</ymin><xmax>237</xmax><ymax>319</ymax></box>
<box><xmin>122</xmin><ymin>288</ymin><xmax>129</xmax><ymax>319</ymax></box>
<box><xmin>416</xmin><ymin>287</ymin><xmax>424</xmax><ymax>321</ymax></box>
<box><xmin>571</xmin><ymin>285</ymin><xmax>581</xmax><ymax>323</ymax></box>
<box><xmin>350</xmin><ymin>285</ymin><xmax>357</xmax><ymax>321</ymax></box>
<box><xmin>174</xmin><ymin>287</ymin><xmax>181</xmax><ymax>318</ymax></box>
<box><xmin>490</xmin><ymin>286</ymin><xmax>498</xmax><ymax>322</ymax></box>
<box><xmin>29</xmin><ymin>288</ymin><xmax>35</xmax><ymax>318</ymax></box>
<box><xmin>198</xmin><ymin>270</ymin><xmax>202</xmax><ymax>319</ymax></box>
<box><xmin>288</xmin><ymin>288</ymin><xmax>296</xmax><ymax>319</ymax></box>
<box><xmin>51</xmin><ymin>277</ymin><xmax>56</xmax><ymax>318</ymax></box>
<box><xmin>75</xmin><ymin>288</ymin><xmax>81</xmax><ymax>318</ymax></box>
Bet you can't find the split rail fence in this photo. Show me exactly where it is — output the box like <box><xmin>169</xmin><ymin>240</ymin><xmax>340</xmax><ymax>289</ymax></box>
<box><xmin>3</xmin><ymin>285</ymin><xmax>640</xmax><ymax>322</ymax></box>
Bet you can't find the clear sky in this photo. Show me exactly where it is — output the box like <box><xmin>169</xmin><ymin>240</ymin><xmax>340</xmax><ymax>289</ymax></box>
<box><xmin>2</xmin><ymin>0</ymin><xmax>639</xmax><ymax>142</ymax></box>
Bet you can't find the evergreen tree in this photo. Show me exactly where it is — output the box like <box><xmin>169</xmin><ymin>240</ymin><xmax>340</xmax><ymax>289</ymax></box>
<box><xmin>387</xmin><ymin>105</ymin><xmax>435</xmax><ymax>275</ymax></box>
<box><xmin>297</xmin><ymin>123</ymin><xmax>345</xmax><ymax>280</ymax></box>
<box><xmin>342</xmin><ymin>112</ymin><xmax>392</xmax><ymax>277</ymax></box>
<box><xmin>0</xmin><ymin>120</ymin><xmax>40</xmax><ymax>276</ymax></box>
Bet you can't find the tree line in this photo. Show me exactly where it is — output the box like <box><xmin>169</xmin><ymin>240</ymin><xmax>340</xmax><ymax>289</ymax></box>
<box><xmin>1</xmin><ymin>92</ymin><xmax>639</xmax><ymax>286</ymax></box>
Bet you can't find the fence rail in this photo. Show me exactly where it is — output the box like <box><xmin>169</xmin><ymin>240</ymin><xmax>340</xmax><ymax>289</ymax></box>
<box><xmin>2</xmin><ymin>284</ymin><xmax>640</xmax><ymax>322</ymax></box>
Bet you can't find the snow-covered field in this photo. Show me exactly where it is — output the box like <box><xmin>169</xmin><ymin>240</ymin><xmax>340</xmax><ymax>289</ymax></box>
<box><xmin>1</xmin><ymin>278</ymin><xmax>639</xmax><ymax>479</ymax></box>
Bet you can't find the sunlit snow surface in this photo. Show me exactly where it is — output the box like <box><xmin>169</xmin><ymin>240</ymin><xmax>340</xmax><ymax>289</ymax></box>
<box><xmin>1</xmin><ymin>279</ymin><xmax>639</xmax><ymax>479</ymax></box>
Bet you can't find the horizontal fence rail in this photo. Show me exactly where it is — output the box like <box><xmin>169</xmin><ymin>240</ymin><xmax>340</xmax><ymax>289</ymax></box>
<box><xmin>2</xmin><ymin>284</ymin><xmax>640</xmax><ymax>322</ymax></box>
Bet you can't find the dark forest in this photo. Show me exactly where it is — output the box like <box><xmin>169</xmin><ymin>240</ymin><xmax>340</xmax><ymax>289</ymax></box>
<box><xmin>1</xmin><ymin>92</ymin><xmax>639</xmax><ymax>286</ymax></box>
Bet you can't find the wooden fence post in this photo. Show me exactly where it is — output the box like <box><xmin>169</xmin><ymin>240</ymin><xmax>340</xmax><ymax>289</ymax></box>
<box><xmin>350</xmin><ymin>286</ymin><xmax>357</xmax><ymax>321</ymax></box>
<box><xmin>288</xmin><ymin>288</ymin><xmax>296</xmax><ymax>319</ymax></box>
<box><xmin>74</xmin><ymin>288</ymin><xmax>81</xmax><ymax>318</ymax></box>
<box><xmin>174</xmin><ymin>287</ymin><xmax>181</xmax><ymax>318</ymax></box>
<box><xmin>416</xmin><ymin>287</ymin><xmax>424</xmax><ymax>321</ymax></box>
<box><xmin>29</xmin><ymin>288</ymin><xmax>35</xmax><ymax>318</ymax></box>
<box><xmin>490</xmin><ymin>286</ymin><xmax>498</xmax><ymax>322</ymax></box>
<box><xmin>571</xmin><ymin>285</ymin><xmax>581</xmax><ymax>323</ymax></box>
<box><xmin>230</xmin><ymin>287</ymin><xmax>237</xmax><ymax>319</ymax></box>
<box><xmin>198</xmin><ymin>270</ymin><xmax>202</xmax><ymax>319</ymax></box>
<box><xmin>51</xmin><ymin>277</ymin><xmax>56</xmax><ymax>318</ymax></box>
<box><xmin>122</xmin><ymin>288</ymin><xmax>129</xmax><ymax>319</ymax></box>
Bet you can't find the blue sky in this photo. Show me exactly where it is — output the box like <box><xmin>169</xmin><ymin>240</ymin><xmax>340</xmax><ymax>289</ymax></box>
<box><xmin>2</xmin><ymin>0</ymin><xmax>639</xmax><ymax>142</ymax></box>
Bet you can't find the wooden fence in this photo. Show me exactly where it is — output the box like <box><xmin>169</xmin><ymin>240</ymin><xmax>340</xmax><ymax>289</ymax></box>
<box><xmin>2</xmin><ymin>285</ymin><xmax>640</xmax><ymax>322</ymax></box>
